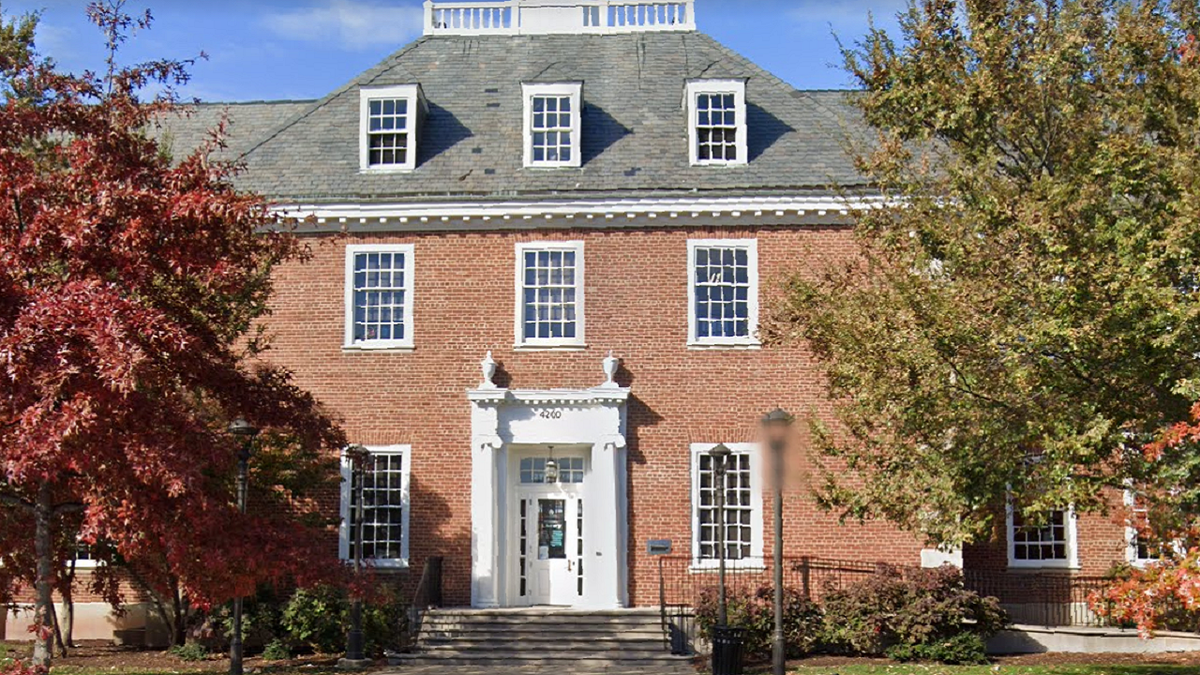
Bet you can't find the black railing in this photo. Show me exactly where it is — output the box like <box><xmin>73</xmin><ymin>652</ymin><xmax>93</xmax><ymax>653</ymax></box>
<box><xmin>650</xmin><ymin>554</ymin><xmax>1138</xmax><ymax>652</ymax></box>
<box><xmin>407</xmin><ymin>556</ymin><xmax>444</xmax><ymax>643</ymax></box>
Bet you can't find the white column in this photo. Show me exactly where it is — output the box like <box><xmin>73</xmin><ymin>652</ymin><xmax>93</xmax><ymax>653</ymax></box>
<box><xmin>584</xmin><ymin>434</ymin><xmax>626</xmax><ymax>609</ymax></box>
<box><xmin>471</xmin><ymin>433</ymin><xmax>503</xmax><ymax>608</ymax></box>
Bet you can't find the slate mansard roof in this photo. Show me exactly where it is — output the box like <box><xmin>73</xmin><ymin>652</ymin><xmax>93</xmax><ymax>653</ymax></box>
<box><xmin>156</xmin><ymin>31</ymin><xmax>869</xmax><ymax>205</ymax></box>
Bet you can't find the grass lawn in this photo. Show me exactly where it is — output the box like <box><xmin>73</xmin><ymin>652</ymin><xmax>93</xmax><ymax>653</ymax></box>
<box><xmin>789</xmin><ymin>665</ymin><xmax>1200</xmax><ymax>675</ymax></box>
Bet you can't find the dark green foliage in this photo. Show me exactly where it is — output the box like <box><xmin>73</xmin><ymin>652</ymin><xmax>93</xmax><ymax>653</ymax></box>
<box><xmin>261</xmin><ymin>639</ymin><xmax>292</xmax><ymax>661</ymax></box>
<box><xmin>886</xmin><ymin>632</ymin><xmax>990</xmax><ymax>665</ymax></box>
<box><xmin>281</xmin><ymin>586</ymin><xmax>347</xmax><ymax>654</ymax></box>
<box><xmin>694</xmin><ymin>585</ymin><xmax>824</xmax><ymax>661</ymax></box>
<box><xmin>168</xmin><ymin>642</ymin><xmax>209</xmax><ymax>662</ymax></box>
<box><xmin>821</xmin><ymin>565</ymin><xmax>1006</xmax><ymax>659</ymax></box>
<box><xmin>693</xmin><ymin>566</ymin><xmax>1005</xmax><ymax>664</ymax></box>
<box><xmin>281</xmin><ymin>584</ymin><xmax>408</xmax><ymax>656</ymax></box>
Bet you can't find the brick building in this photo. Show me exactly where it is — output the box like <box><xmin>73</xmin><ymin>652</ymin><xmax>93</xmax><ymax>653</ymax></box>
<box><xmin>4</xmin><ymin>0</ymin><xmax>1149</xmax><ymax>644</ymax></box>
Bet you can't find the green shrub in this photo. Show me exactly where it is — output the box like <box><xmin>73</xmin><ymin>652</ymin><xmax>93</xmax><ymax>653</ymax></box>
<box><xmin>886</xmin><ymin>632</ymin><xmax>990</xmax><ymax>664</ymax></box>
<box><xmin>281</xmin><ymin>584</ymin><xmax>408</xmax><ymax>656</ymax></box>
<box><xmin>820</xmin><ymin>565</ymin><xmax>1006</xmax><ymax>661</ymax></box>
<box><xmin>169</xmin><ymin>641</ymin><xmax>210</xmax><ymax>662</ymax></box>
<box><xmin>262</xmin><ymin>639</ymin><xmax>292</xmax><ymax>661</ymax></box>
<box><xmin>282</xmin><ymin>586</ymin><xmax>348</xmax><ymax>654</ymax></box>
<box><xmin>694</xmin><ymin>585</ymin><xmax>824</xmax><ymax>661</ymax></box>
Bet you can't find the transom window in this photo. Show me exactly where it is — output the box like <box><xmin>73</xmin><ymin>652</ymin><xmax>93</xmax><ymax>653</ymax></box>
<box><xmin>519</xmin><ymin>457</ymin><xmax>585</xmax><ymax>484</ymax></box>
<box><xmin>340</xmin><ymin>445</ymin><xmax>411</xmax><ymax>567</ymax></box>
<box><xmin>515</xmin><ymin>242</ymin><xmax>585</xmax><ymax>348</ymax></box>
<box><xmin>691</xmin><ymin>444</ymin><xmax>762</xmax><ymax>567</ymax></box>
<box><xmin>686</xmin><ymin>79</ymin><xmax>747</xmax><ymax>167</ymax></box>
<box><xmin>522</xmin><ymin>83</ymin><xmax>582</xmax><ymax>168</ymax></box>
<box><xmin>531</xmin><ymin>96</ymin><xmax>573</xmax><ymax>163</ymax></box>
<box><xmin>688</xmin><ymin>239</ymin><xmax>759</xmax><ymax>348</ymax></box>
<box><xmin>359</xmin><ymin>84</ymin><xmax>423</xmax><ymax>172</ymax></box>
<box><xmin>344</xmin><ymin>244</ymin><xmax>415</xmax><ymax>350</ymax></box>
<box><xmin>367</xmin><ymin>98</ymin><xmax>409</xmax><ymax>167</ymax></box>
<box><xmin>1007</xmin><ymin>504</ymin><xmax>1077</xmax><ymax>568</ymax></box>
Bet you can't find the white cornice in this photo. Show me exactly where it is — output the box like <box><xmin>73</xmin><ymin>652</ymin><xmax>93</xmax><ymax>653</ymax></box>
<box><xmin>273</xmin><ymin>195</ymin><xmax>879</xmax><ymax>232</ymax></box>
<box><xmin>467</xmin><ymin>387</ymin><xmax>631</xmax><ymax>406</ymax></box>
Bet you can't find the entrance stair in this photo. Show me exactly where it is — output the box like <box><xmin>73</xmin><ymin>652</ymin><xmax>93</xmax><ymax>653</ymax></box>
<box><xmin>391</xmin><ymin>607</ymin><xmax>695</xmax><ymax>672</ymax></box>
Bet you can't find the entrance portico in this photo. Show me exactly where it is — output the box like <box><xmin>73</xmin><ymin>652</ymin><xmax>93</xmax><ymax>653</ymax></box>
<box><xmin>468</xmin><ymin>353</ymin><xmax>629</xmax><ymax>609</ymax></box>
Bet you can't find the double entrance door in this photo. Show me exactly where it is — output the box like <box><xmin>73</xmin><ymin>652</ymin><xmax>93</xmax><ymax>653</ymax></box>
<box><xmin>517</xmin><ymin>490</ymin><xmax>584</xmax><ymax>606</ymax></box>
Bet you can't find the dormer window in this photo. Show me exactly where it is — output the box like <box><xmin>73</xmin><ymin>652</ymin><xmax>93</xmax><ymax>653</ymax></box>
<box><xmin>360</xmin><ymin>84</ymin><xmax>426</xmax><ymax>172</ymax></box>
<box><xmin>523</xmin><ymin>82</ymin><xmax>582</xmax><ymax>169</ymax></box>
<box><xmin>686</xmin><ymin>79</ymin><xmax>748</xmax><ymax>167</ymax></box>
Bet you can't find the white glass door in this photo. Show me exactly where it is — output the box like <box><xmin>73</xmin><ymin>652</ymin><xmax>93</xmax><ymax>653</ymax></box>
<box><xmin>519</xmin><ymin>495</ymin><xmax>582</xmax><ymax>606</ymax></box>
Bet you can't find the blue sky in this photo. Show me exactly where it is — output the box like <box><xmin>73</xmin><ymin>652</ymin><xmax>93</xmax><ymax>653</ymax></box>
<box><xmin>6</xmin><ymin>0</ymin><xmax>908</xmax><ymax>102</ymax></box>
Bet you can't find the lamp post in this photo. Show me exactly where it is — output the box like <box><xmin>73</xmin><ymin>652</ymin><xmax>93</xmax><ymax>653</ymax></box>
<box><xmin>340</xmin><ymin>445</ymin><xmax>370</xmax><ymax>669</ymax></box>
<box><xmin>709</xmin><ymin>443</ymin><xmax>732</xmax><ymax>626</ymax></box>
<box><xmin>227</xmin><ymin>418</ymin><xmax>258</xmax><ymax>675</ymax></box>
<box><xmin>762</xmin><ymin>408</ymin><xmax>794</xmax><ymax>675</ymax></box>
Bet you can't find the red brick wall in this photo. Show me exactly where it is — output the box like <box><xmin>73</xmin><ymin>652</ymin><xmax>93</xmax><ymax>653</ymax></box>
<box><xmin>262</xmin><ymin>223</ymin><xmax>931</xmax><ymax>607</ymax></box>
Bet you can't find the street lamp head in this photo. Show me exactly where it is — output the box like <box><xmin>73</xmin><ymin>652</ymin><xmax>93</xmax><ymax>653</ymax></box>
<box><xmin>761</xmin><ymin>407</ymin><xmax>794</xmax><ymax>447</ymax></box>
<box><xmin>227</xmin><ymin>418</ymin><xmax>259</xmax><ymax>438</ymax></box>
<box><xmin>709</xmin><ymin>443</ymin><xmax>732</xmax><ymax>475</ymax></box>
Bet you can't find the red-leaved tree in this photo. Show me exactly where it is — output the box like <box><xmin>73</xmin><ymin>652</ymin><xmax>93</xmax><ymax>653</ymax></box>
<box><xmin>0</xmin><ymin>2</ymin><xmax>346</xmax><ymax>667</ymax></box>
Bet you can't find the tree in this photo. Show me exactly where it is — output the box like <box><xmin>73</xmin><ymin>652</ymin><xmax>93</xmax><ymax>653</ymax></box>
<box><xmin>0</xmin><ymin>2</ymin><xmax>346</xmax><ymax>667</ymax></box>
<box><xmin>764</xmin><ymin>0</ymin><xmax>1200</xmax><ymax>548</ymax></box>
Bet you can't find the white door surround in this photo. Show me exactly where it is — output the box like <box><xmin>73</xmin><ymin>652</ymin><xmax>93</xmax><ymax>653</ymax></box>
<box><xmin>468</xmin><ymin>353</ymin><xmax>629</xmax><ymax>609</ymax></box>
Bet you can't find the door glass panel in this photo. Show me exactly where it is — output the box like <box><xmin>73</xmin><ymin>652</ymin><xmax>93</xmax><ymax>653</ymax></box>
<box><xmin>537</xmin><ymin>499</ymin><xmax>567</xmax><ymax>560</ymax></box>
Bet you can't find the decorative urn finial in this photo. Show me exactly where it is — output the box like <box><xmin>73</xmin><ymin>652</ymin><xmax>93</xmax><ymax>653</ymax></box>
<box><xmin>480</xmin><ymin>351</ymin><xmax>498</xmax><ymax>389</ymax></box>
<box><xmin>601</xmin><ymin>350</ymin><xmax>619</xmax><ymax>388</ymax></box>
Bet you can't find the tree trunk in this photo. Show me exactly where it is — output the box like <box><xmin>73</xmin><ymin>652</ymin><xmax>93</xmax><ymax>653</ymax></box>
<box><xmin>171</xmin><ymin>583</ymin><xmax>187</xmax><ymax>648</ymax></box>
<box><xmin>32</xmin><ymin>482</ymin><xmax>55</xmax><ymax>669</ymax></box>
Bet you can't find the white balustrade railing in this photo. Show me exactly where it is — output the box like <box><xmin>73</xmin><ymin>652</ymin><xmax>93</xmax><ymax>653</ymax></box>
<box><xmin>424</xmin><ymin>0</ymin><xmax>696</xmax><ymax>36</ymax></box>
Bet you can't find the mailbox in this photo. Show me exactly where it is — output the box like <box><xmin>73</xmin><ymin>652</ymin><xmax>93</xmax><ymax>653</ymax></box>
<box><xmin>647</xmin><ymin>539</ymin><xmax>672</xmax><ymax>555</ymax></box>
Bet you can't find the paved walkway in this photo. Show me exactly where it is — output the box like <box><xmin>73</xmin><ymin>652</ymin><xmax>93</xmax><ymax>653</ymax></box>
<box><xmin>374</xmin><ymin>658</ymin><xmax>696</xmax><ymax>667</ymax></box>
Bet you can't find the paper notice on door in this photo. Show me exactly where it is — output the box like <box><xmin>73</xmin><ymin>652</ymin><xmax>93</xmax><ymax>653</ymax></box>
<box><xmin>538</xmin><ymin>546</ymin><xmax>550</xmax><ymax>560</ymax></box>
<box><xmin>550</xmin><ymin>529</ymin><xmax>564</xmax><ymax>548</ymax></box>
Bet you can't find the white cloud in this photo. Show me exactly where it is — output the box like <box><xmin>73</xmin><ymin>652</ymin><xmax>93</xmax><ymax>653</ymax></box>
<box><xmin>262</xmin><ymin>1</ymin><xmax>425</xmax><ymax>51</ymax></box>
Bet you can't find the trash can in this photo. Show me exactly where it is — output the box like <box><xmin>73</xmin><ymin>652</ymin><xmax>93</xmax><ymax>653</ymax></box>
<box><xmin>710</xmin><ymin>625</ymin><xmax>745</xmax><ymax>675</ymax></box>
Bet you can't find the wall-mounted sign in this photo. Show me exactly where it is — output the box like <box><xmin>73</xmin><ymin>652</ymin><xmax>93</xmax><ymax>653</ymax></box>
<box><xmin>647</xmin><ymin>539</ymin><xmax>672</xmax><ymax>555</ymax></box>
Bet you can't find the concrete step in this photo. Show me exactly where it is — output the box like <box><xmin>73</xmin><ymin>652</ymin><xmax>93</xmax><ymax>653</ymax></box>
<box><xmin>420</xmin><ymin>622</ymin><xmax>664</xmax><ymax>634</ymax></box>
<box><xmin>393</xmin><ymin>648</ymin><xmax>696</xmax><ymax>662</ymax></box>
<box><xmin>419</xmin><ymin>639</ymin><xmax>670</xmax><ymax>652</ymax></box>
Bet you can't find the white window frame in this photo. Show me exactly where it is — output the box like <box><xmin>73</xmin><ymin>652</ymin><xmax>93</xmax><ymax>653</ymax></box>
<box><xmin>1006</xmin><ymin>500</ymin><xmax>1079</xmax><ymax>570</ymax></box>
<box><xmin>344</xmin><ymin>244</ymin><xmax>416</xmax><ymax>351</ymax></box>
<box><xmin>514</xmin><ymin>241</ymin><xmax>586</xmax><ymax>349</ymax></box>
<box><xmin>685</xmin><ymin>79</ymin><xmax>748</xmax><ymax>167</ymax></box>
<box><xmin>339</xmin><ymin>445</ymin><xmax>411</xmax><ymax>569</ymax></box>
<box><xmin>359</xmin><ymin>84</ymin><xmax>424</xmax><ymax>173</ymax></box>
<box><xmin>689</xmin><ymin>443</ymin><xmax>764</xmax><ymax>571</ymax></box>
<box><xmin>687</xmin><ymin>239</ymin><xmax>760</xmax><ymax>349</ymax></box>
<box><xmin>522</xmin><ymin>82</ymin><xmax>583</xmax><ymax>169</ymax></box>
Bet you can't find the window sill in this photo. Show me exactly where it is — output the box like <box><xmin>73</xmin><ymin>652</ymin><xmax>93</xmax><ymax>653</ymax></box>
<box><xmin>513</xmin><ymin>343</ymin><xmax>588</xmax><ymax>352</ymax></box>
<box><xmin>1007</xmin><ymin>561</ymin><xmax>1080</xmax><ymax>572</ymax></box>
<box><xmin>345</xmin><ymin>559</ymin><xmax>410</xmax><ymax>571</ymax></box>
<box><xmin>343</xmin><ymin>343</ymin><xmax>416</xmax><ymax>354</ymax></box>
<box><xmin>688</xmin><ymin>341</ymin><xmax>762</xmax><ymax>351</ymax></box>
<box><xmin>689</xmin><ymin>560</ymin><xmax>766</xmax><ymax>574</ymax></box>
<box><xmin>359</xmin><ymin>166</ymin><xmax>416</xmax><ymax>175</ymax></box>
<box><xmin>690</xmin><ymin>161</ymin><xmax>749</xmax><ymax>169</ymax></box>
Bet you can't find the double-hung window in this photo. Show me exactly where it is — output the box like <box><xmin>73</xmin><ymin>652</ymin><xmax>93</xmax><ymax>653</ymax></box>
<box><xmin>340</xmin><ymin>445</ymin><xmax>411</xmax><ymax>568</ymax></box>
<box><xmin>1125</xmin><ymin>490</ymin><xmax>1165</xmax><ymax>567</ymax></box>
<box><xmin>691</xmin><ymin>443</ymin><xmax>763</xmax><ymax>569</ymax></box>
<box><xmin>686</xmin><ymin>79</ymin><xmax>748</xmax><ymax>167</ymax></box>
<box><xmin>1007</xmin><ymin>503</ymin><xmax>1078</xmax><ymax>569</ymax></box>
<box><xmin>344</xmin><ymin>244</ymin><xmax>415</xmax><ymax>350</ymax></box>
<box><xmin>515</xmin><ymin>241</ymin><xmax>585</xmax><ymax>348</ymax></box>
<box><xmin>523</xmin><ymin>83</ymin><xmax>583</xmax><ymax>169</ymax></box>
<box><xmin>688</xmin><ymin>239</ymin><xmax>759</xmax><ymax>348</ymax></box>
<box><xmin>360</xmin><ymin>84</ymin><xmax>425</xmax><ymax>172</ymax></box>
